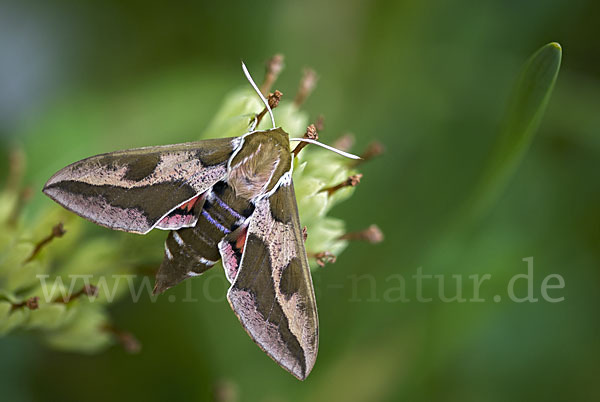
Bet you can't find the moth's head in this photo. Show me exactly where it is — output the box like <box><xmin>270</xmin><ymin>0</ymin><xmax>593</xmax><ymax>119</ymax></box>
<box><xmin>227</xmin><ymin>128</ymin><xmax>292</xmax><ymax>201</ymax></box>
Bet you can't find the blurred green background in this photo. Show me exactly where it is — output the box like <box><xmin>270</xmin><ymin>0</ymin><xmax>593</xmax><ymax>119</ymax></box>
<box><xmin>1</xmin><ymin>0</ymin><xmax>598</xmax><ymax>401</ymax></box>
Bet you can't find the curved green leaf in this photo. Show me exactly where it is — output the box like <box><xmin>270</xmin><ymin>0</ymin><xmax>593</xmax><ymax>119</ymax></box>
<box><xmin>467</xmin><ymin>42</ymin><xmax>562</xmax><ymax>222</ymax></box>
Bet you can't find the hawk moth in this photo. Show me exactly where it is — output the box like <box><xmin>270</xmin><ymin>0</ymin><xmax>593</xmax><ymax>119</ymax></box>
<box><xmin>43</xmin><ymin>63</ymin><xmax>359</xmax><ymax>380</ymax></box>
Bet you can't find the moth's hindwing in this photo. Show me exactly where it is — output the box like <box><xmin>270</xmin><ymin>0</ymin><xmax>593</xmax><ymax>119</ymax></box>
<box><xmin>43</xmin><ymin>138</ymin><xmax>239</xmax><ymax>234</ymax></box>
<box><xmin>155</xmin><ymin>181</ymin><xmax>254</xmax><ymax>294</ymax></box>
<box><xmin>222</xmin><ymin>176</ymin><xmax>319</xmax><ymax>380</ymax></box>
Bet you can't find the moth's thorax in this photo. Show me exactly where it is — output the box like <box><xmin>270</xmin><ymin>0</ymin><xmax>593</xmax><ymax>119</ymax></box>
<box><xmin>227</xmin><ymin>128</ymin><xmax>292</xmax><ymax>201</ymax></box>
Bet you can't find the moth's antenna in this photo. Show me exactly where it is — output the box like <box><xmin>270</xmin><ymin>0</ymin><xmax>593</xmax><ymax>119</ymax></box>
<box><xmin>289</xmin><ymin>138</ymin><xmax>362</xmax><ymax>160</ymax></box>
<box><xmin>242</xmin><ymin>61</ymin><xmax>276</xmax><ymax>129</ymax></box>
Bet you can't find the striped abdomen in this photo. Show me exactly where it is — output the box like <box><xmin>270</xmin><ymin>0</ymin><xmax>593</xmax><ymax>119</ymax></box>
<box><xmin>154</xmin><ymin>181</ymin><xmax>253</xmax><ymax>294</ymax></box>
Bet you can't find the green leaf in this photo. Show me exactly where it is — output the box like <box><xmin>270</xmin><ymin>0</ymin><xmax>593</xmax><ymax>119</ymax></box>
<box><xmin>0</xmin><ymin>193</ymin><xmax>18</xmax><ymax>225</ymax></box>
<box><xmin>466</xmin><ymin>42</ymin><xmax>562</xmax><ymax>222</ymax></box>
<box><xmin>25</xmin><ymin>303</ymin><xmax>69</xmax><ymax>331</ymax></box>
<box><xmin>44</xmin><ymin>306</ymin><xmax>112</xmax><ymax>353</ymax></box>
<box><xmin>268</xmin><ymin>102</ymin><xmax>309</xmax><ymax>137</ymax></box>
<box><xmin>4</xmin><ymin>260</ymin><xmax>44</xmax><ymax>292</ymax></box>
<box><xmin>201</xmin><ymin>89</ymin><xmax>261</xmax><ymax>139</ymax></box>
<box><xmin>0</xmin><ymin>242</ymin><xmax>35</xmax><ymax>282</ymax></box>
<box><xmin>0</xmin><ymin>302</ymin><xmax>27</xmax><ymax>335</ymax></box>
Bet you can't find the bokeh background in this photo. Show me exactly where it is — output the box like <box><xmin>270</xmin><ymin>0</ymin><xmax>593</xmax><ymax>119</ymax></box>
<box><xmin>1</xmin><ymin>0</ymin><xmax>598</xmax><ymax>401</ymax></box>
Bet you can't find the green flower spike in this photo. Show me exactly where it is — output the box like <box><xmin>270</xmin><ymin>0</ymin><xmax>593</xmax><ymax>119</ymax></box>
<box><xmin>0</xmin><ymin>151</ymin><xmax>139</xmax><ymax>353</ymax></box>
<box><xmin>201</xmin><ymin>55</ymin><xmax>384</xmax><ymax>269</ymax></box>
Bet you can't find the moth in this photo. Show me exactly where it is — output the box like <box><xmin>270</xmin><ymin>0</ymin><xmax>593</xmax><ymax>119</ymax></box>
<box><xmin>42</xmin><ymin>63</ymin><xmax>359</xmax><ymax>380</ymax></box>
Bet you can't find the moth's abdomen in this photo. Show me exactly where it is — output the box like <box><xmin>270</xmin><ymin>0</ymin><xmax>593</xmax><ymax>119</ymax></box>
<box><xmin>154</xmin><ymin>182</ymin><xmax>253</xmax><ymax>294</ymax></box>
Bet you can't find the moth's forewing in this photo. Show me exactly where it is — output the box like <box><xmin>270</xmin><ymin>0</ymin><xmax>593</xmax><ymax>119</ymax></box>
<box><xmin>224</xmin><ymin>175</ymin><xmax>319</xmax><ymax>380</ymax></box>
<box><xmin>43</xmin><ymin>138</ymin><xmax>238</xmax><ymax>234</ymax></box>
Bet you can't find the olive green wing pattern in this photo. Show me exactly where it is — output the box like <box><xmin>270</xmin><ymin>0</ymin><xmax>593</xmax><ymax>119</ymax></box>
<box><xmin>43</xmin><ymin>137</ymin><xmax>239</xmax><ymax>234</ymax></box>
<box><xmin>226</xmin><ymin>174</ymin><xmax>319</xmax><ymax>380</ymax></box>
